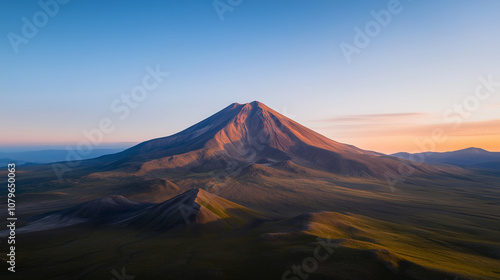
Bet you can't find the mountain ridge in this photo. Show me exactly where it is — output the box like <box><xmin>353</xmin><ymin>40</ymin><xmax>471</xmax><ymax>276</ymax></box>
<box><xmin>391</xmin><ymin>147</ymin><xmax>500</xmax><ymax>168</ymax></box>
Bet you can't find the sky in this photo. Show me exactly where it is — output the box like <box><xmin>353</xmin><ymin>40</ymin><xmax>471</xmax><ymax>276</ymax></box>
<box><xmin>0</xmin><ymin>0</ymin><xmax>499</xmax><ymax>154</ymax></box>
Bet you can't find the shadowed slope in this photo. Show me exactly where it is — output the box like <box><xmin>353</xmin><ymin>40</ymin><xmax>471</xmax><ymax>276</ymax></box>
<box><xmin>121</xmin><ymin>178</ymin><xmax>182</xmax><ymax>202</ymax></box>
<box><xmin>58</xmin><ymin>195</ymin><xmax>145</xmax><ymax>219</ymax></box>
<box><xmin>0</xmin><ymin>195</ymin><xmax>148</xmax><ymax>235</ymax></box>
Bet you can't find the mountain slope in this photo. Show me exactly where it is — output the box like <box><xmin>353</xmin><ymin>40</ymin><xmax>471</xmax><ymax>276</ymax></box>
<box><xmin>57</xmin><ymin>195</ymin><xmax>146</xmax><ymax>219</ymax></box>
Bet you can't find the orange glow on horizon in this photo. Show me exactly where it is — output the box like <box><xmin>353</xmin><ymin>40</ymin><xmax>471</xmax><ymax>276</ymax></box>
<box><xmin>339</xmin><ymin>135</ymin><xmax>500</xmax><ymax>154</ymax></box>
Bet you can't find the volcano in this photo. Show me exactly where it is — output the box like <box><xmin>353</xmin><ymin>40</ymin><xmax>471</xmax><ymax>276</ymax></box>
<box><xmin>81</xmin><ymin>101</ymin><xmax>448</xmax><ymax>178</ymax></box>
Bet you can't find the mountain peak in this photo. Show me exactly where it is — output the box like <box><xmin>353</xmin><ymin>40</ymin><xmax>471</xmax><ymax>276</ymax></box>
<box><xmin>232</xmin><ymin>100</ymin><xmax>263</xmax><ymax>105</ymax></box>
<box><xmin>247</xmin><ymin>100</ymin><xmax>265</xmax><ymax>107</ymax></box>
<box><xmin>459</xmin><ymin>147</ymin><xmax>488</xmax><ymax>153</ymax></box>
<box><xmin>228</xmin><ymin>101</ymin><xmax>269</xmax><ymax>110</ymax></box>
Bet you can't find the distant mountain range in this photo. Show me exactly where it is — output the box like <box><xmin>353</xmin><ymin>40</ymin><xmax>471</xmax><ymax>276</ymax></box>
<box><xmin>391</xmin><ymin>147</ymin><xmax>500</xmax><ymax>170</ymax></box>
<box><xmin>0</xmin><ymin>148</ymin><xmax>127</xmax><ymax>167</ymax></box>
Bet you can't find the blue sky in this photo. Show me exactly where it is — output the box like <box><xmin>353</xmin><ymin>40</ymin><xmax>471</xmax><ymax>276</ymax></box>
<box><xmin>1</xmin><ymin>0</ymin><xmax>499</xmax><ymax>153</ymax></box>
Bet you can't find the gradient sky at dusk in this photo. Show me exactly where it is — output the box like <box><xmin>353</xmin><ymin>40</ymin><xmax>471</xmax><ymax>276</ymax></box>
<box><xmin>1</xmin><ymin>0</ymin><xmax>499</xmax><ymax>153</ymax></box>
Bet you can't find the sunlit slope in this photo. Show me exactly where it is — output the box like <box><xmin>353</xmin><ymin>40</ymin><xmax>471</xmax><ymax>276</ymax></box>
<box><xmin>260</xmin><ymin>211</ymin><xmax>500</xmax><ymax>280</ymax></box>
